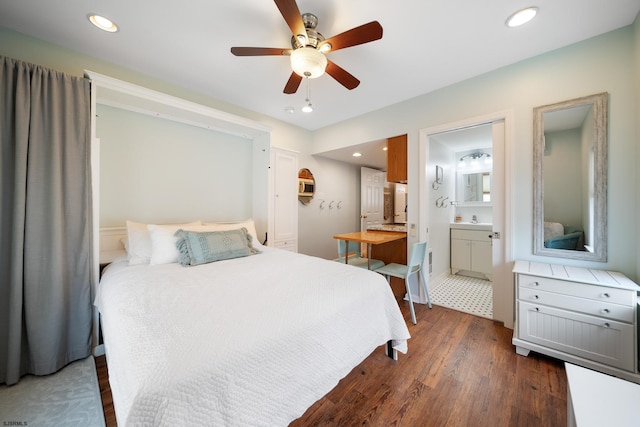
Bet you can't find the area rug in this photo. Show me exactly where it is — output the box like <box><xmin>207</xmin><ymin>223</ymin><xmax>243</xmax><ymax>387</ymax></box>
<box><xmin>430</xmin><ymin>274</ymin><xmax>493</xmax><ymax>319</ymax></box>
<box><xmin>0</xmin><ymin>356</ymin><xmax>105</xmax><ymax>427</ymax></box>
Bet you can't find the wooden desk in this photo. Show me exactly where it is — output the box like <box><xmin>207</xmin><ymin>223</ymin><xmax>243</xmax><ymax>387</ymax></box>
<box><xmin>333</xmin><ymin>231</ymin><xmax>407</xmax><ymax>270</ymax></box>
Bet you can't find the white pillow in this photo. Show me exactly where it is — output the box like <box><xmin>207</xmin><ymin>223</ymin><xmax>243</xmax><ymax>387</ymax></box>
<box><xmin>126</xmin><ymin>221</ymin><xmax>153</xmax><ymax>265</ymax></box>
<box><xmin>147</xmin><ymin>222</ymin><xmax>204</xmax><ymax>265</ymax></box>
<box><xmin>202</xmin><ymin>219</ymin><xmax>264</xmax><ymax>248</ymax></box>
<box><xmin>544</xmin><ymin>221</ymin><xmax>564</xmax><ymax>241</ymax></box>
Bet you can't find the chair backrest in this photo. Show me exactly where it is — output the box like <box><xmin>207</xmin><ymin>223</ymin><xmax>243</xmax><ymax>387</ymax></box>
<box><xmin>408</xmin><ymin>241</ymin><xmax>428</xmax><ymax>273</ymax></box>
<box><xmin>337</xmin><ymin>240</ymin><xmax>363</xmax><ymax>261</ymax></box>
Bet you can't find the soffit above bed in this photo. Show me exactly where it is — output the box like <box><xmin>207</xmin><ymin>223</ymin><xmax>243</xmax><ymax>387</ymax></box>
<box><xmin>86</xmin><ymin>70</ymin><xmax>271</xmax><ymax>140</ymax></box>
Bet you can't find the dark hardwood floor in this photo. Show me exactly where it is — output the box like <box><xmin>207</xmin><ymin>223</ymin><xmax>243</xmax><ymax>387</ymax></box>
<box><xmin>96</xmin><ymin>292</ymin><xmax>567</xmax><ymax>426</ymax></box>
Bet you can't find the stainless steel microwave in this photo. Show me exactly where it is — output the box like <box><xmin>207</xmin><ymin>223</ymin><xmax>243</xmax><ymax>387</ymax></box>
<box><xmin>298</xmin><ymin>178</ymin><xmax>314</xmax><ymax>196</ymax></box>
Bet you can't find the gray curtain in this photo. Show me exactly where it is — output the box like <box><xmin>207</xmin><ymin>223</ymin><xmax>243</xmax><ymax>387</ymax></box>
<box><xmin>0</xmin><ymin>56</ymin><xmax>93</xmax><ymax>385</ymax></box>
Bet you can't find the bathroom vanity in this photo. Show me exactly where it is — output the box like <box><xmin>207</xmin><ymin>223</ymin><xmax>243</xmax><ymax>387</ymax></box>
<box><xmin>450</xmin><ymin>222</ymin><xmax>492</xmax><ymax>280</ymax></box>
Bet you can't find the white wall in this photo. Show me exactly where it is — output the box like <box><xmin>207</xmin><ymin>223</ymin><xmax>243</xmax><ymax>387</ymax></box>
<box><xmin>312</xmin><ymin>26</ymin><xmax>638</xmax><ymax>280</ymax></box>
<box><xmin>427</xmin><ymin>140</ymin><xmax>455</xmax><ymax>281</ymax></box>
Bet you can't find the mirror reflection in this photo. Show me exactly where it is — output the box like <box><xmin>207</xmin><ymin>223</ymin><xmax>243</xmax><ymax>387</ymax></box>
<box><xmin>533</xmin><ymin>92</ymin><xmax>608</xmax><ymax>261</ymax></box>
<box><xmin>459</xmin><ymin>172</ymin><xmax>491</xmax><ymax>203</ymax></box>
<box><xmin>456</xmin><ymin>150</ymin><xmax>492</xmax><ymax>205</ymax></box>
<box><xmin>298</xmin><ymin>168</ymin><xmax>315</xmax><ymax>205</ymax></box>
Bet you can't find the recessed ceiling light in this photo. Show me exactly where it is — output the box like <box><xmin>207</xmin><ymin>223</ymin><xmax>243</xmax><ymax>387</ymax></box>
<box><xmin>88</xmin><ymin>14</ymin><xmax>118</xmax><ymax>32</ymax></box>
<box><xmin>506</xmin><ymin>7</ymin><xmax>538</xmax><ymax>27</ymax></box>
<box><xmin>352</xmin><ymin>152</ymin><xmax>362</xmax><ymax>157</ymax></box>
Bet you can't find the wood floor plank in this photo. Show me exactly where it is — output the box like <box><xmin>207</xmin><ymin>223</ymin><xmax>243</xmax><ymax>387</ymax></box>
<box><xmin>96</xmin><ymin>298</ymin><xmax>567</xmax><ymax>426</ymax></box>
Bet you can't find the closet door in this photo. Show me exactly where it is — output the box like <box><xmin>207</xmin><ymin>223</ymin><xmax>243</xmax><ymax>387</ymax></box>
<box><xmin>271</xmin><ymin>147</ymin><xmax>298</xmax><ymax>251</ymax></box>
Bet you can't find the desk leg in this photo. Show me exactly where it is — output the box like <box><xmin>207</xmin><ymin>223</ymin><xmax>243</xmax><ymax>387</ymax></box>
<box><xmin>367</xmin><ymin>243</ymin><xmax>372</xmax><ymax>269</ymax></box>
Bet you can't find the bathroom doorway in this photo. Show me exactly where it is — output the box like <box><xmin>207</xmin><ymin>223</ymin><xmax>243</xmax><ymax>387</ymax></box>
<box><xmin>419</xmin><ymin>112</ymin><xmax>512</xmax><ymax>327</ymax></box>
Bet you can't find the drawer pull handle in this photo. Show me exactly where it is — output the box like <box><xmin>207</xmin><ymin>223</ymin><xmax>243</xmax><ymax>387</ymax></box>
<box><xmin>603</xmin><ymin>293</ymin><xmax>610</xmax><ymax>298</ymax></box>
<box><xmin>602</xmin><ymin>308</ymin><xmax>610</xmax><ymax>314</ymax></box>
<box><xmin>533</xmin><ymin>281</ymin><xmax>540</xmax><ymax>286</ymax></box>
<box><xmin>534</xmin><ymin>295</ymin><xmax>539</xmax><ymax>299</ymax></box>
<box><xmin>603</xmin><ymin>322</ymin><xmax>611</xmax><ymax>328</ymax></box>
<box><xmin>535</xmin><ymin>307</ymin><xmax>539</xmax><ymax>312</ymax></box>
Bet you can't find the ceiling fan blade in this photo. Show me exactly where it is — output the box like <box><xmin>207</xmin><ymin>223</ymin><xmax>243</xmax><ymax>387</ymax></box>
<box><xmin>231</xmin><ymin>47</ymin><xmax>291</xmax><ymax>56</ymax></box>
<box><xmin>325</xmin><ymin>60</ymin><xmax>360</xmax><ymax>90</ymax></box>
<box><xmin>284</xmin><ymin>72</ymin><xmax>302</xmax><ymax>94</ymax></box>
<box><xmin>274</xmin><ymin>0</ymin><xmax>306</xmax><ymax>39</ymax></box>
<box><xmin>319</xmin><ymin>21</ymin><xmax>383</xmax><ymax>52</ymax></box>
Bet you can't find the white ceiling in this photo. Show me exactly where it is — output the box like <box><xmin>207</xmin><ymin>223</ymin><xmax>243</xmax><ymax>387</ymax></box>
<box><xmin>1</xmin><ymin>0</ymin><xmax>638</xmax><ymax>135</ymax></box>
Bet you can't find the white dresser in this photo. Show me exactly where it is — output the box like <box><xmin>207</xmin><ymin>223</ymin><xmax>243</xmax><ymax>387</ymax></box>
<box><xmin>513</xmin><ymin>260</ymin><xmax>640</xmax><ymax>383</ymax></box>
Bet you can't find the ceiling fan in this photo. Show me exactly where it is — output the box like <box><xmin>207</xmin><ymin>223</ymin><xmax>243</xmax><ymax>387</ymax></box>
<box><xmin>230</xmin><ymin>0</ymin><xmax>383</xmax><ymax>94</ymax></box>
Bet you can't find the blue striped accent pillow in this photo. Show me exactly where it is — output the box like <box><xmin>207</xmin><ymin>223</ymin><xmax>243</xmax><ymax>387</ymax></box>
<box><xmin>175</xmin><ymin>227</ymin><xmax>260</xmax><ymax>266</ymax></box>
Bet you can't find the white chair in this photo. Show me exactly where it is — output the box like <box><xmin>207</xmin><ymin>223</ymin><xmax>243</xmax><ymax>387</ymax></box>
<box><xmin>335</xmin><ymin>240</ymin><xmax>385</xmax><ymax>270</ymax></box>
<box><xmin>374</xmin><ymin>241</ymin><xmax>432</xmax><ymax>324</ymax></box>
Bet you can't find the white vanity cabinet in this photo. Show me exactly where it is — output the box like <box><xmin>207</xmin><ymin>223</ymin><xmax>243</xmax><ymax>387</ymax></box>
<box><xmin>450</xmin><ymin>226</ymin><xmax>492</xmax><ymax>279</ymax></box>
<box><xmin>513</xmin><ymin>260</ymin><xmax>640</xmax><ymax>383</ymax></box>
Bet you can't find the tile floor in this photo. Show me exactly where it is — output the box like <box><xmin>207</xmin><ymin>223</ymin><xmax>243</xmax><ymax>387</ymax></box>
<box><xmin>429</xmin><ymin>274</ymin><xmax>493</xmax><ymax>319</ymax></box>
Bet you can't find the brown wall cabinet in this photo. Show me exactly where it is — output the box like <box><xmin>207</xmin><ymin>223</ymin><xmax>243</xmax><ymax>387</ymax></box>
<box><xmin>386</xmin><ymin>134</ymin><xmax>407</xmax><ymax>183</ymax></box>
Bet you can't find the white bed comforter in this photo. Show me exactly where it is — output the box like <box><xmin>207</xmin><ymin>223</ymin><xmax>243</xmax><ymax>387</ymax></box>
<box><xmin>96</xmin><ymin>247</ymin><xmax>410</xmax><ymax>426</ymax></box>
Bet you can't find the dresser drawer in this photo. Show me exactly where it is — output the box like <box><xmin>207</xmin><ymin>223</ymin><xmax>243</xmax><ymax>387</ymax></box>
<box><xmin>518</xmin><ymin>274</ymin><xmax>634</xmax><ymax>306</ymax></box>
<box><xmin>518</xmin><ymin>301</ymin><xmax>635</xmax><ymax>372</ymax></box>
<box><xmin>519</xmin><ymin>287</ymin><xmax>634</xmax><ymax>323</ymax></box>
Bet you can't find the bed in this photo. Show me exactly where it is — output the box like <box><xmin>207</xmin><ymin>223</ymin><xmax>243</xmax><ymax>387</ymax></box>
<box><xmin>95</xmin><ymin>220</ymin><xmax>411</xmax><ymax>426</ymax></box>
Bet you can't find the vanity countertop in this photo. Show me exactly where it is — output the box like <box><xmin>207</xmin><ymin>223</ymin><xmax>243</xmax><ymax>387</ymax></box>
<box><xmin>450</xmin><ymin>222</ymin><xmax>492</xmax><ymax>231</ymax></box>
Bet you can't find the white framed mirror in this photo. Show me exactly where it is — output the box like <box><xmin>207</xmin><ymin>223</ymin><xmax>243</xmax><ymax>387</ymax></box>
<box><xmin>456</xmin><ymin>150</ymin><xmax>492</xmax><ymax>206</ymax></box>
<box><xmin>533</xmin><ymin>92</ymin><xmax>608</xmax><ymax>261</ymax></box>
<box><xmin>457</xmin><ymin>171</ymin><xmax>491</xmax><ymax>204</ymax></box>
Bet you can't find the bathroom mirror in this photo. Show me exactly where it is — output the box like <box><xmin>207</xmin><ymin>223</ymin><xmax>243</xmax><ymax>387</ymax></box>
<box><xmin>458</xmin><ymin>172</ymin><xmax>491</xmax><ymax>203</ymax></box>
<box><xmin>298</xmin><ymin>168</ymin><xmax>315</xmax><ymax>205</ymax></box>
<box><xmin>533</xmin><ymin>92</ymin><xmax>608</xmax><ymax>261</ymax></box>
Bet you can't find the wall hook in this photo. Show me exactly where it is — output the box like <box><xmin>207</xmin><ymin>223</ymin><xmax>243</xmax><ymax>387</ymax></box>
<box><xmin>329</xmin><ymin>201</ymin><xmax>335</xmax><ymax>209</ymax></box>
<box><xmin>432</xmin><ymin>181</ymin><xmax>440</xmax><ymax>190</ymax></box>
<box><xmin>337</xmin><ymin>201</ymin><xmax>342</xmax><ymax>209</ymax></box>
<box><xmin>435</xmin><ymin>196</ymin><xmax>444</xmax><ymax>208</ymax></box>
<box><xmin>318</xmin><ymin>199</ymin><xmax>325</xmax><ymax>210</ymax></box>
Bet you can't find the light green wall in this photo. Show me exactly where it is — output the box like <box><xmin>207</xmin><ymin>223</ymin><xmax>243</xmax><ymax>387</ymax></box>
<box><xmin>313</xmin><ymin>26</ymin><xmax>638</xmax><ymax>278</ymax></box>
<box><xmin>634</xmin><ymin>15</ymin><xmax>640</xmax><ymax>281</ymax></box>
<box><xmin>97</xmin><ymin>105</ymin><xmax>253</xmax><ymax>226</ymax></box>
<box><xmin>0</xmin><ymin>26</ymin><xmax>359</xmax><ymax>259</ymax></box>
<box><xmin>1</xmin><ymin>23</ymin><xmax>639</xmax><ymax>268</ymax></box>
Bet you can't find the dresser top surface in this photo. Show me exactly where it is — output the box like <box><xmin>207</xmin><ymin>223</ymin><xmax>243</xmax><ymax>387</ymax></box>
<box><xmin>513</xmin><ymin>260</ymin><xmax>639</xmax><ymax>291</ymax></box>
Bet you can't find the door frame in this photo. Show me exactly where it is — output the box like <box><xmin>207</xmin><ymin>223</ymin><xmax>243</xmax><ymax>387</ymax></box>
<box><xmin>419</xmin><ymin>110</ymin><xmax>515</xmax><ymax>328</ymax></box>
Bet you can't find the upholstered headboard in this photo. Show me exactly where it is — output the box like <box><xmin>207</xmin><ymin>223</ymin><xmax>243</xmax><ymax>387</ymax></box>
<box><xmin>99</xmin><ymin>227</ymin><xmax>127</xmax><ymax>264</ymax></box>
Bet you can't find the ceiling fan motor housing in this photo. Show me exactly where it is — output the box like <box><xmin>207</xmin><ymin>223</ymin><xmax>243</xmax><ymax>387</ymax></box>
<box><xmin>291</xmin><ymin>13</ymin><xmax>325</xmax><ymax>49</ymax></box>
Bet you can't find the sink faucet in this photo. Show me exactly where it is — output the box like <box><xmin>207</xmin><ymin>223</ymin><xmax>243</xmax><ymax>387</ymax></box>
<box><xmin>471</xmin><ymin>215</ymin><xmax>478</xmax><ymax>224</ymax></box>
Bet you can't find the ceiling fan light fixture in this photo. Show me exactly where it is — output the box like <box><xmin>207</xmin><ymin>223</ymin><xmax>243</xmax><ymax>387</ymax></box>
<box><xmin>87</xmin><ymin>13</ymin><xmax>118</xmax><ymax>32</ymax></box>
<box><xmin>290</xmin><ymin>47</ymin><xmax>327</xmax><ymax>78</ymax></box>
<box><xmin>296</xmin><ymin>34</ymin><xmax>308</xmax><ymax>47</ymax></box>
<box><xmin>506</xmin><ymin>7</ymin><xmax>538</xmax><ymax>27</ymax></box>
<box><xmin>319</xmin><ymin>43</ymin><xmax>332</xmax><ymax>53</ymax></box>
